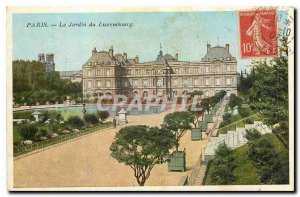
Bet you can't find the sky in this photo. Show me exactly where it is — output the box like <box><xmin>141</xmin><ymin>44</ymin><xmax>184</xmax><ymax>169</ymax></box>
<box><xmin>12</xmin><ymin>11</ymin><xmax>287</xmax><ymax>72</ymax></box>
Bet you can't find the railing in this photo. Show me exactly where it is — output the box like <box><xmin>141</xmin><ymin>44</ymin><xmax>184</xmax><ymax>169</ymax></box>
<box><xmin>187</xmin><ymin>153</ymin><xmax>202</xmax><ymax>185</ymax></box>
<box><xmin>203</xmin><ymin>115</ymin><xmax>269</xmax><ymax>159</ymax></box>
<box><xmin>214</xmin><ymin>114</ymin><xmax>261</xmax><ymax>137</ymax></box>
<box><xmin>13</xmin><ymin>123</ymin><xmax>112</xmax><ymax>158</ymax></box>
<box><xmin>206</xmin><ymin>98</ymin><xmax>227</xmax><ymax>140</ymax></box>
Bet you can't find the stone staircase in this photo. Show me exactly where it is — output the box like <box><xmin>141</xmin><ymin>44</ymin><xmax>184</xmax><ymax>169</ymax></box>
<box><xmin>203</xmin><ymin>120</ymin><xmax>272</xmax><ymax>162</ymax></box>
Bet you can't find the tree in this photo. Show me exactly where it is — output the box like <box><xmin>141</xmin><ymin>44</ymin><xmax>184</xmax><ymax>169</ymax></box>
<box><xmin>187</xmin><ymin>103</ymin><xmax>204</xmax><ymax>128</ymax></box>
<box><xmin>97</xmin><ymin>111</ymin><xmax>110</xmax><ymax>122</ymax></box>
<box><xmin>228</xmin><ymin>94</ymin><xmax>243</xmax><ymax>109</ymax></box>
<box><xmin>248</xmin><ymin>137</ymin><xmax>288</xmax><ymax>184</ymax></box>
<box><xmin>240</xmin><ymin>37</ymin><xmax>289</xmax><ymax>143</ymax></box>
<box><xmin>12</xmin><ymin>60</ymin><xmax>82</xmax><ymax>105</ymax></box>
<box><xmin>110</xmin><ymin>125</ymin><xmax>176</xmax><ymax>186</ymax></box>
<box><xmin>161</xmin><ymin>112</ymin><xmax>193</xmax><ymax>151</ymax></box>
<box><xmin>209</xmin><ymin>143</ymin><xmax>236</xmax><ymax>184</ymax></box>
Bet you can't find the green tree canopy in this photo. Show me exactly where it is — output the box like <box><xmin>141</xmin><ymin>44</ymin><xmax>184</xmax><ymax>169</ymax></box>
<box><xmin>13</xmin><ymin>60</ymin><xmax>82</xmax><ymax>105</ymax></box>
<box><xmin>110</xmin><ymin>125</ymin><xmax>176</xmax><ymax>186</ymax></box>
<box><xmin>209</xmin><ymin>143</ymin><xmax>236</xmax><ymax>185</ymax></box>
<box><xmin>161</xmin><ymin>111</ymin><xmax>193</xmax><ymax>151</ymax></box>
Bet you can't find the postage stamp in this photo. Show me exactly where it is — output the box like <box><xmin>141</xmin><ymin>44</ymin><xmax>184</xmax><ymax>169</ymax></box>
<box><xmin>6</xmin><ymin>6</ymin><xmax>294</xmax><ymax>191</ymax></box>
<box><xmin>239</xmin><ymin>9</ymin><xmax>278</xmax><ymax>58</ymax></box>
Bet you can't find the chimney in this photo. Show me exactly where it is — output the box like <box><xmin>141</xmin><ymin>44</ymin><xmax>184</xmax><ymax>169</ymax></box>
<box><xmin>175</xmin><ymin>53</ymin><xmax>178</xmax><ymax>60</ymax></box>
<box><xmin>109</xmin><ymin>46</ymin><xmax>114</xmax><ymax>58</ymax></box>
<box><xmin>38</xmin><ymin>53</ymin><xmax>45</xmax><ymax>62</ymax></box>
<box><xmin>135</xmin><ymin>55</ymin><xmax>139</xmax><ymax>64</ymax></box>
<box><xmin>92</xmin><ymin>47</ymin><xmax>97</xmax><ymax>54</ymax></box>
<box><xmin>225</xmin><ymin>44</ymin><xmax>229</xmax><ymax>52</ymax></box>
<box><xmin>207</xmin><ymin>43</ymin><xmax>211</xmax><ymax>52</ymax></box>
<box><xmin>123</xmin><ymin>52</ymin><xmax>127</xmax><ymax>61</ymax></box>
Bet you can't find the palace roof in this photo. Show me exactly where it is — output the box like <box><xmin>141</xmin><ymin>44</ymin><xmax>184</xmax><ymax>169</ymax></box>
<box><xmin>201</xmin><ymin>45</ymin><xmax>236</xmax><ymax>62</ymax></box>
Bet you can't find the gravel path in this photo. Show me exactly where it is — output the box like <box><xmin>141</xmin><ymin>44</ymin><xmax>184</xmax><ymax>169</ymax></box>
<box><xmin>14</xmin><ymin>110</ymin><xmax>207</xmax><ymax>188</ymax></box>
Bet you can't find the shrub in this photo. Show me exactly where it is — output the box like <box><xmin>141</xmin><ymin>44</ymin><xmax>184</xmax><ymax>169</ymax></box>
<box><xmin>84</xmin><ymin>113</ymin><xmax>99</xmax><ymax>124</ymax></box>
<box><xmin>40</xmin><ymin>110</ymin><xmax>63</xmax><ymax>122</ymax></box>
<box><xmin>19</xmin><ymin>124</ymin><xmax>38</xmax><ymax>141</ymax></box>
<box><xmin>247</xmin><ymin>137</ymin><xmax>289</xmax><ymax>184</ymax></box>
<box><xmin>13</xmin><ymin>126</ymin><xmax>23</xmax><ymax>145</ymax></box>
<box><xmin>36</xmin><ymin>126</ymin><xmax>50</xmax><ymax>139</ymax></box>
<box><xmin>209</xmin><ymin>143</ymin><xmax>236</xmax><ymax>184</ymax></box>
<box><xmin>67</xmin><ymin>116</ymin><xmax>85</xmax><ymax>128</ymax></box>
<box><xmin>97</xmin><ymin>111</ymin><xmax>109</xmax><ymax>122</ymax></box>
<box><xmin>13</xmin><ymin>111</ymin><xmax>34</xmax><ymax>121</ymax></box>
<box><xmin>245</xmin><ymin>129</ymin><xmax>262</xmax><ymax>141</ymax></box>
<box><xmin>229</xmin><ymin>94</ymin><xmax>243</xmax><ymax>109</ymax></box>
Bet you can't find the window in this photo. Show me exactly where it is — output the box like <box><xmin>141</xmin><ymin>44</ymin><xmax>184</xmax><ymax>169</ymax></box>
<box><xmin>215</xmin><ymin>78</ymin><xmax>220</xmax><ymax>86</ymax></box>
<box><xmin>205</xmin><ymin>90</ymin><xmax>209</xmax><ymax>97</ymax></box>
<box><xmin>88</xmin><ymin>70</ymin><xmax>92</xmax><ymax>77</ymax></box>
<box><xmin>205</xmin><ymin>78</ymin><xmax>210</xmax><ymax>86</ymax></box>
<box><xmin>133</xmin><ymin>80</ymin><xmax>138</xmax><ymax>87</ymax></box>
<box><xmin>126</xmin><ymin>70</ymin><xmax>131</xmax><ymax>75</ymax></box>
<box><xmin>96</xmin><ymin>70</ymin><xmax>101</xmax><ymax>76</ymax></box>
<box><xmin>175</xmin><ymin>68</ymin><xmax>180</xmax><ymax>74</ymax></box>
<box><xmin>116</xmin><ymin>80</ymin><xmax>121</xmax><ymax>87</ymax></box>
<box><xmin>215</xmin><ymin>66</ymin><xmax>220</xmax><ymax>73</ymax></box>
<box><xmin>97</xmin><ymin>81</ymin><xmax>101</xmax><ymax>87</ymax></box>
<box><xmin>205</xmin><ymin>66</ymin><xmax>209</xmax><ymax>73</ymax></box>
<box><xmin>106</xmin><ymin>81</ymin><xmax>111</xmax><ymax>88</ymax></box>
<box><xmin>194</xmin><ymin>78</ymin><xmax>198</xmax><ymax>85</ymax></box>
<box><xmin>146</xmin><ymin>69</ymin><xmax>151</xmax><ymax>75</ymax></box>
<box><xmin>143</xmin><ymin>80</ymin><xmax>148</xmax><ymax>87</ymax></box>
<box><xmin>193</xmin><ymin>68</ymin><xmax>198</xmax><ymax>74</ymax></box>
<box><xmin>184</xmin><ymin>68</ymin><xmax>189</xmax><ymax>74</ymax></box>
<box><xmin>227</xmin><ymin>65</ymin><xmax>231</xmax><ymax>72</ymax></box>
<box><xmin>124</xmin><ymin>81</ymin><xmax>128</xmax><ymax>87</ymax></box>
<box><xmin>173</xmin><ymin>79</ymin><xmax>178</xmax><ymax>87</ymax></box>
<box><xmin>183</xmin><ymin>79</ymin><xmax>188</xmax><ymax>87</ymax></box>
<box><xmin>136</xmin><ymin>69</ymin><xmax>141</xmax><ymax>75</ymax></box>
<box><xmin>106</xmin><ymin>69</ymin><xmax>111</xmax><ymax>76</ymax></box>
<box><xmin>87</xmin><ymin>81</ymin><xmax>92</xmax><ymax>88</ymax></box>
<box><xmin>226</xmin><ymin>77</ymin><xmax>231</xmax><ymax>85</ymax></box>
<box><xmin>157</xmin><ymin>79</ymin><xmax>162</xmax><ymax>87</ymax></box>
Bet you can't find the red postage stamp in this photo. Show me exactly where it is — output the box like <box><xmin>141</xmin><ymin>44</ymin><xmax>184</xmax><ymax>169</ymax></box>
<box><xmin>239</xmin><ymin>9</ymin><xmax>278</xmax><ymax>58</ymax></box>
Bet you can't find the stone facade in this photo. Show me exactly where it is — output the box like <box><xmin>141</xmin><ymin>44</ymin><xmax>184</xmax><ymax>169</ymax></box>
<box><xmin>82</xmin><ymin>44</ymin><xmax>237</xmax><ymax>99</ymax></box>
<box><xmin>59</xmin><ymin>70</ymin><xmax>83</xmax><ymax>83</ymax></box>
<box><xmin>38</xmin><ymin>53</ymin><xmax>55</xmax><ymax>72</ymax></box>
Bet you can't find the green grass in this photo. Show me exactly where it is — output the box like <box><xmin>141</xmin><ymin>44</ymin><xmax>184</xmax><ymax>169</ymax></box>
<box><xmin>232</xmin><ymin>144</ymin><xmax>260</xmax><ymax>184</ymax></box>
<box><xmin>203</xmin><ymin>133</ymin><xmax>288</xmax><ymax>185</ymax></box>
<box><xmin>61</xmin><ymin>110</ymin><xmax>83</xmax><ymax>119</ymax></box>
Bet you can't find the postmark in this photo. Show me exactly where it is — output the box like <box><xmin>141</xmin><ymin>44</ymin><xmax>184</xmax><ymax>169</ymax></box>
<box><xmin>239</xmin><ymin>9</ymin><xmax>278</xmax><ymax>58</ymax></box>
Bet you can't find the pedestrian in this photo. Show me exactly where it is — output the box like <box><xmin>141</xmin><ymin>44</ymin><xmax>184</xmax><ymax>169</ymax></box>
<box><xmin>113</xmin><ymin>117</ymin><xmax>117</xmax><ymax>128</ymax></box>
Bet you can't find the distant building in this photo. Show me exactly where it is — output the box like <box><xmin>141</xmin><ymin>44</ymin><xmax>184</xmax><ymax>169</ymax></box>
<box><xmin>82</xmin><ymin>44</ymin><xmax>237</xmax><ymax>99</ymax></box>
<box><xmin>38</xmin><ymin>53</ymin><xmax>55</xmax><ymax>72</ymax></box>
<box><xmin>59</xmin><ymin>70</ymin><xmax>83</xmax><ymax>83</ymax></box>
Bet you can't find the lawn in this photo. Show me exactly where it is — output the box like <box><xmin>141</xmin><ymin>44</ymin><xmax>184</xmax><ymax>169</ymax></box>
<box><xmin>203</xmin><ymin>133</ymin><xmax>288</xmax><ymax>185</ymax></box>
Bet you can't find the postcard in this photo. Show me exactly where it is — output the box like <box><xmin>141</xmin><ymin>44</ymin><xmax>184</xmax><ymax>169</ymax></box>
<box><xmin>6</xmin><ymin>6</ymin><xmax>294</xmax><ymax>191</ymax></box>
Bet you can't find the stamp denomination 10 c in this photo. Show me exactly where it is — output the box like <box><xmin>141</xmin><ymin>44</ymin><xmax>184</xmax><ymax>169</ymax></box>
<box><xmin>239</xmin><ymin>9</ymin><xmax>278</xmax><ymax>58</ymax></box>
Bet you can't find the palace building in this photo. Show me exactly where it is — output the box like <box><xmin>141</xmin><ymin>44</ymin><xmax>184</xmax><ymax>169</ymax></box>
<box><xmin>82</xmin><ymin>43</ymin><xmax>237</xmax><ymax>99</ymax></box>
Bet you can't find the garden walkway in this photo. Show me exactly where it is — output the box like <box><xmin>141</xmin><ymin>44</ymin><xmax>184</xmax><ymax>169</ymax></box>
<box><xmin>14</xmin><ymin>109</ymin><xmax>207</xmax><ymax>188</ymax></box>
